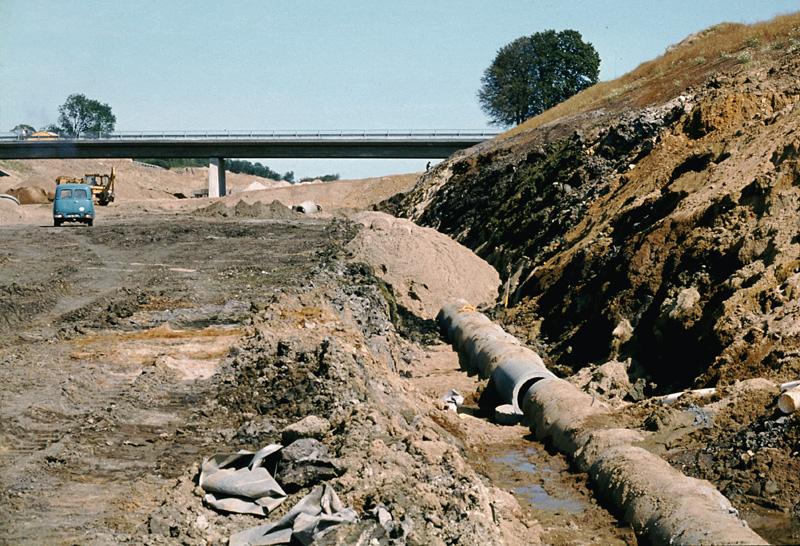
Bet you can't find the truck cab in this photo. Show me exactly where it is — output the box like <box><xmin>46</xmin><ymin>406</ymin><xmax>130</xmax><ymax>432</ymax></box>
<box><xmin>53</xmin><ymin>183</ymin><xmax>95</xmax><ymax>227</ymax></box>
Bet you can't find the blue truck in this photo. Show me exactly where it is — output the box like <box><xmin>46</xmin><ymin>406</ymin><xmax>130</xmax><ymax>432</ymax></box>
<box><xmin>53</xmin><ymin>183</ymin><xmax>95</xmax><ymax>227</ymax></box>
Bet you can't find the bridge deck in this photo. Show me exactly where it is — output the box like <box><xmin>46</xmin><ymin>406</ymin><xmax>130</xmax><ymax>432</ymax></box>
<box><xmin>0</xmin><ymin>131</ymin><xmax>497</xmax><ymax>159</ymax></box>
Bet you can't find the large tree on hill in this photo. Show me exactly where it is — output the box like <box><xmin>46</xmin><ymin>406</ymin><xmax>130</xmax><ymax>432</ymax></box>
<box><xmin>54</xmin><ymin>93</ymin><xmax>116</xmax><ymax>137</ymax></box>
<box><xmin>478</xmin><ymin>30</ymin><xmax>600</xmax><ymax>127</ymax></box>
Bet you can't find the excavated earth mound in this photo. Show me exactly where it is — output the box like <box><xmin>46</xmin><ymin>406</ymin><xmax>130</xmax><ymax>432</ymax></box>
<box><xmin>345</xmin><ymin>211</ymin><xmax>500</xmax><ymax>320</ymax></box>
<box><xmin>6</xmin><ymin>186</ymin><xmax>50</xmax><ymax>204</ymax></box>
<box><xmin>196</xmin><ymin>199</ymin><xmax>301</xmax><ymax>220</ymax></box>
<box><xmin>381</xmin><ymin>17</ymin><xmax>800</xmax><ymax>543</ymax></box>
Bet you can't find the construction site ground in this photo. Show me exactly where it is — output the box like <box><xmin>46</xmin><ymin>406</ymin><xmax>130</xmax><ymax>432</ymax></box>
<box><xmin>0</xmin><ymin>202</ymin><xmax>636</xmax><ymax>545</ymax></box>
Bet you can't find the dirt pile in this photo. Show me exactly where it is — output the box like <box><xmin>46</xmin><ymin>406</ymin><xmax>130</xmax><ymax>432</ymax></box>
<box><xmin>2</xmin><ymin>211</ymin><xmax>584</xmax><ymax>545</ymax></box>
<box><xmin>380</xmin><ymin>15</ymin><xmax>800</xmax><ymax>541</ymax></box>
<box><xmin>0</xmin><ymin>198</ymin><xmax>33</xmax><ymax>222</ymax></box>
<box><xmin>217</xmin><ymin>173</ymin><xmax>421</xmax><ymax>212</ymax></box>
<box><xmin>196</xmin><ymin>199</ymin><xmax>300</xmax><ymax>220</ymax></box>
<box><xmin>5</xmin><ymin>186</ymin><xmax>50</xmax><ymax>204</ymax></box>
<box><xmin>345</xmin><ymin>211</ymin><xmax>500</xmax><ymax>320</ymax></box>
<box><xmin>210</xmin><ymin>290</ymin><xmax>512</xmax><ymax>545</ymax></box>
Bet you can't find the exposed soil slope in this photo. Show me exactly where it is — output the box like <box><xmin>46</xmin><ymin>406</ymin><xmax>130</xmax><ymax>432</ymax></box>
<box><xmin>380</xmin><ymin>15</ymin><xmax>800</xmax><ymax>539</ymax></box>
<box><xmin>382</xmin><ymin>16</ymin><xmax>800</xmax><ymax>392</ymax></box>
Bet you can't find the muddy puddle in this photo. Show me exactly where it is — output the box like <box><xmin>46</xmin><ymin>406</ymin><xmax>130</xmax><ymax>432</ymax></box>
<box><xmin>743</xmin><ymin>504</ymin><xmax>800</xmax><ymax>545</ymax></box>
<box><xmin>491</xmin><ymin>448</ymin><xmax>585</xmax><ymax>514</ymax></box>
<box><xmin>478</xmin><ymin>437</ymin><xmax>636</xmax><ymax>546</ymax></box>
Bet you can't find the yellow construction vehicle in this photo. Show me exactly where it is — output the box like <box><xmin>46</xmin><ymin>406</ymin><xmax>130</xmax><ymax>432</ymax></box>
<box><xmin>55</xmin><ymin>175</ymin><xmax>83</xmax><ymax>185</ymax></box>
<box><xmin>82</xmin><ymin>167</ymin><xmax>116</xmax><ymax>206</ymax></box>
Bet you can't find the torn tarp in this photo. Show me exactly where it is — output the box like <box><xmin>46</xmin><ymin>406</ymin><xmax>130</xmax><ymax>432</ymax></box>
<box><xmin>199</xmin><ymin>444</ymin><xmax>287</xmax><ymax>516</ymax></box>
<box><xmin>230</xmin><ymin>484</ymin><xmax>358</xmax><ymax>546</ymax></box>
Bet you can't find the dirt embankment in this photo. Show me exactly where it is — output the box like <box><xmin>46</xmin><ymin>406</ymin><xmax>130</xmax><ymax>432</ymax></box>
<box><xmin>380</xmin><ymin>22</ymin><xmax>800</xmax><ymax>542</ymax></box>
<box><xmin>381</xmin><ymin>34</ymin><xmax>800</xmax><ymax>393</ymax></box>
<box><xmin>0</xmin><ymin>158</ymin><xmax>420</xmax><ymax>213</ymax></box>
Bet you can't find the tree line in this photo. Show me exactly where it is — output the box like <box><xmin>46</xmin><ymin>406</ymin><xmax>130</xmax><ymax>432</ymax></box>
<box><xmin>135</xmin><ymin>158</ymin><xmax>301</xmax><ymax>182</ymax></box>
<box><xmin>133</xmin><ymin>158</ymin><xmax>340</xmax><ymax>183</ymax></box>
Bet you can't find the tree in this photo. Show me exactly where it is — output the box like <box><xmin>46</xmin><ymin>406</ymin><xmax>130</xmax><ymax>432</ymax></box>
<box><xmin>478</xmin><ymin>30</ymin><xmax>600</xmax><ymax>127</ymax></box>
<box><xmin>11</xmin><ymin>124</ymin><xmax>35</xmax><ymax>137</ymax></box>
<box><xmin>54</xmin><ymin>93</ymin><xmax>116</xmax><ymax>137</ymax></box>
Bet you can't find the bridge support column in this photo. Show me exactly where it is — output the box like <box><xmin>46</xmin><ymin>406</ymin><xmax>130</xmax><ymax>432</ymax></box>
<box><xmin>208</xmin><ymin>158</ymin><xmax>226</xmax><ymax>198</ymax></box>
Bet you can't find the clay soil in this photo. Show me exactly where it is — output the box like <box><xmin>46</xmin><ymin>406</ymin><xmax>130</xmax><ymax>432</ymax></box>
<box><xmin>0</xmin><ymin>202</ymin><xmax>633</xmax><ymax>545</ymax></box>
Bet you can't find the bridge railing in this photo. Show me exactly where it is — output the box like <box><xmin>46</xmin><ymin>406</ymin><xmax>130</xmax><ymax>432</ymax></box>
<box><xmin>0</xmin><ymin>130</ymin><xmax>498</xmax><ymax>142</ymax></box>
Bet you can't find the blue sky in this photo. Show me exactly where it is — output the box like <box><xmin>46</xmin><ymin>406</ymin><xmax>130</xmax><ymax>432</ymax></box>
<box><xmin>1</xmin><ymin>0</ymin><xmax>798</xmax><ymax>179</ymax></box>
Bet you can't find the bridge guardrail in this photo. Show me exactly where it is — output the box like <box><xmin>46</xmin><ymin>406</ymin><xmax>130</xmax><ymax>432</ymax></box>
<box><xmin>0</xmin><ymin>130</ymin><xmax>499</xmax><ymax>142</ymax></box>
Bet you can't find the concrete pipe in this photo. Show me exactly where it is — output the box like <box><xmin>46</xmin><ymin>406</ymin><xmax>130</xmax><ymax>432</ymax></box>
<box><xmin>494</xmin><ymin>404</ymin><xmax>523</xmax><ymax>426</ymax></box>
<box><xmin>522</xmin><ymin>377</ymin><xmax>609</xmax><ymax>454</ymax></box>
<box><xmin>439</xmin><ymin>298</ymin><xmax>519</xmax><ymax>378</ymax></box>
<box><xmin>472</xmin><ymin>334</ymin><xmax>521</xmax><ymax>378</ymax></box>
<box><xmin>439</xmin><ymin>299</ymin><xmax>553</xmax><ymax>411</ymax></box>
<box><xmin>440</xmin><ymin>300</ymin><xmax>766</xmax><ymax>544</ymax></box>
<box><xmin>436</xmin><ymin>299</ymin><xmax>469</xmax><ymax>337</ymax></box>
<box><xmin>481</xmin><ymin>344</ymin><xmax>545</xmax><ymax>379</ymax></box>
<box><xmin>589</xmin><ymin>444</ymin><xmax>767</xmax><ymax>545</ymax></box>
<box><xmin>521</xmin><ymin>379</ymin><xmax>766</xmax><ymax>545</ymax></box>
<box><xmin>460</xmin><ymin>322</ymin><xmax>511</xmax><ymax>375</ymax></box>
<box><xmin>780</xmin><ymin>379</ymin><xmax>800</xmax><ymax>391</ymax></box>
<box><xmin>491</xmin><ymin>356</ymin><xmax>555</xmax><ymax>413</ymax></box>
<box><xmin>452</xmin><ymin>313</ymin><xmax>493</xmax><ymax>354</ymax></box>
<box><xmin>778</xmin><ymin>385</ymin><xmax>800</xmax><ymax>413</ymax></box>
<box><xmin>446</xmin><ymin>306</ymin><xmax>483</xmax><ymax>343</ymax></box>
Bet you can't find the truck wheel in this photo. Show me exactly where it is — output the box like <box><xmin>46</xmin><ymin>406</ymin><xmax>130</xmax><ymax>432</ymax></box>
<box><xmin>86</xmin><ymin>219</ymin><xmax>93</xmax><ymax>227</ymax></box>
<box><xmin>54</xmin><ymin>219</ymin><xmax>62</xmax><ymax>227</ymax></box>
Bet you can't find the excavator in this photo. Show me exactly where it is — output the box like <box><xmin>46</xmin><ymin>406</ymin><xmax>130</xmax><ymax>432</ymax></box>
<box><xmin>82</xmin><ymin>167</ymin><xmax>116</xmax><ymax>206</ymax></box>
<box><xmin>55</xmin><ymin>167</ymin><xmax>116</xmax><ymax>206</ymax></box>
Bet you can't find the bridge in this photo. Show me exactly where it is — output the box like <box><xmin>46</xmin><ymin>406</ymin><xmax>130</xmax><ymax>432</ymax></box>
<box><xmin>0</xmin><ymin>130</ymin><xmax>498</xmax><ymax>197</ymax></box>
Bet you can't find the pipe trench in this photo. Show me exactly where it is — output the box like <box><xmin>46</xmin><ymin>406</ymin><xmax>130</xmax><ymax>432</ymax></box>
<box><xmin>437</xmin><ymin>299</ymin><xmax>768</xmax><ymax>546</ymax></box>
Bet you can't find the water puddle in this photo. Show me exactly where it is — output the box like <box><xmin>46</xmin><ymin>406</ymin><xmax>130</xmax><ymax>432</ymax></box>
<box><xmin>743</xmin><ymin>504</ymin><xmax>800</xmax><ymax>545</ymax></box>
<box><xmin>491</xmin><ymin>448</ymin><xmax>585</xmax><ymax>514</ymax></box>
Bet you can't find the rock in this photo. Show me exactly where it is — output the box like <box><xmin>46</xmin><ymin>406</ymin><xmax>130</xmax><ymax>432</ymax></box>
<box><xmin>235</xmin><ymin>418</ymin><xmax>278</xmax><ymax>444</ymax></box>
<box><xmin>668</xmin><ymin>287</ymin><xmax>702</xmax><ymax>321</ymax></box>
<box><xmin>763</xmin><ymin>480</ymin><xmax>779</xmax><ymax>496</ymax></box>
<box><xmin>626</xmin><ymin>377</ymin><xmax>647</xmax><ymax>402</ymax></box>
<box><xmin>283</xmin><ymin>437</ymin><xmax>330</xmax><ymax>459</ymax></box>
<box><xmin>408</xmin><ymin>440</ymin><xmax>449</xmax><ymax>465</ymax></box>
<box><xmin>313</xmin><ymin>520</ymin><xmax>389</xmax><ymax>545</ymax></box>
<box><xmin>281</xmin><ymin>415</ymin><xmax>331</xmax><ymax>444</ymax></box>
<box><xmin>568</xmin><ymin>359</ymin><xmax>633</xmax><ymax>403</ymax></box>
<box><xmin>276</xmin><ymin>438</ymin><xmax>345</xmax><ymax>491</ymax></box>
<box><xmin>746</xmin><ymin>481</ymin><xmax>762</xmax><ymax>496</ymax></box>
<box><xmin>611</xmin><ymin>318</ymin><xmax>634</xmax><ymax>354</ymax></box>
<box><xmin>148</xmin><ymin>507</ymin><xmax>181</xmax><ymax>537</ymax></box>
